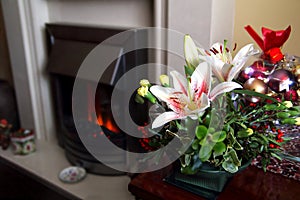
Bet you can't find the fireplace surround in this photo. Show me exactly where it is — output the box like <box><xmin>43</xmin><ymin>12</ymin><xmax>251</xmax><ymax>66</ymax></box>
<box><xmin>46</xmin><ymin>23</ymin><xmax>149</xmax><ymax>175</ymax></box>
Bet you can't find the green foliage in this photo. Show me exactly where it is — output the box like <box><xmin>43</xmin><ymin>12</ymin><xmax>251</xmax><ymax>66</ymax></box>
<box><xmin>175</xmin><ymin>89</ymin><xmax>295</xmax><ymax>174</ymax></box>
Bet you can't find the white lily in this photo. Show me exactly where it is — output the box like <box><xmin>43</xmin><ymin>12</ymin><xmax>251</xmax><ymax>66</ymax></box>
<box><xmin>149</xmin><ymin>62</ymin><xmax>242</xmax><ymax>128</ymax></box>
<box><xmin>199</xmin><ymin>42</ymin><xmax>257</xmax><ymax>82</ymax></box>
<box><xmin>184</xmin><ymin>34</ymin><xmax>200</xmax><ymax>69</ymax></box>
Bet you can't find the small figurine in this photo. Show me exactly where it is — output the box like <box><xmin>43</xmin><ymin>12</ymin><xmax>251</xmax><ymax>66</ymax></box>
<box><xmin>0</xmin><ymin>119</ymin><xmax>12</xmax><ymax>150</ymax></box>
<box><xmin>11</xmin><ymin>128</ymin><xmax>35</xmax><ymax>155</ymax></box>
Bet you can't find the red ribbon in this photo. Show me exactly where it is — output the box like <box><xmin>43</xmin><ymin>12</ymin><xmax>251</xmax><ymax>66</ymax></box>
<box><xmin>244</xmin><ymin>25</ymin><xmax>291</xmax><ymax>52</ymax></box>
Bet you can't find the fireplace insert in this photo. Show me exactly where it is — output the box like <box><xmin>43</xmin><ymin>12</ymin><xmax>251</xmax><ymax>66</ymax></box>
<box><xmin>46</xmin><ymin>23</ymin><xmax>150</xmax><ymax>175</ymax></box>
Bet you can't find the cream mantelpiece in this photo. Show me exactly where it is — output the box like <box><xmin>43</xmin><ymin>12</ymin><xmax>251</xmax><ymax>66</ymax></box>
<box><xmin>0</xmin><ymin>140</ymin><xmax>134</xmax><ymax>200</ymax></box>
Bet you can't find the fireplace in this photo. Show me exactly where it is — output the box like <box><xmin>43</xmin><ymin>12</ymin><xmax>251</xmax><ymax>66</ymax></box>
<box><xmin>46</xmin><ymin>23</ymin><xmax>149</xmax><ymax>175</ymax></box>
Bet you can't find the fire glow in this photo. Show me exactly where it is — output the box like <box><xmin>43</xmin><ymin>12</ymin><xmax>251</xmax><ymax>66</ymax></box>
<box><xmin>87</xmin><ymin>84</ymin><xmax>120</xmax><ymax>133</ymax></box>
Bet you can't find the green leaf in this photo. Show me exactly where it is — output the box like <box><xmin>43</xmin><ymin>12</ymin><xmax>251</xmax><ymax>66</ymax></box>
<box><xmin>292</xmin><ymin>106</ymin><xmax>300</xmax><ymax>112</ymax></box>
<box><xmin>228</xmin><ymin>130</ymin><xmax>238</xmax><ymax>145</ymax></box>
<box><xmin>195</xmin><ymin>125</ymin><xmax>208</xmax><ymax>140</ymax></box>
<box><xmin>184</xmin><ymin>146</ymin><xmax>194</xmax><ymax>154</ymax></box>
<box><xmin>222</xmin><ymin>160</ymin><xmax>238</xmax><ymax>173</ymax></box>
<box><xmin>184</xmin><ymin>65</ymin><xmax>194</xmax><ymax>78</ymax></box>
<box><xmin>233</xmin><ymin>89</ymin><xmax>280</xmax><ymax>103</ymax></box>
<box><xmin>259</xmin><ymin>145</ymin><xmax>264</xmax><ymax>153</ymax></box>
<box><xmin>259</xmin><ymin>134</ymin><xmax>269</xmax><ymax>145</ymax></box>
<box><xmin>184</xmin><ymin>154</ymin><xmax>192</xmax><ymax>166</ymax></box>
<box><xmin>251</xmin><ymin>137</ymin><xmax>264</xmax><ymax>145</ymax></box>
<box><xmin>288</xmin><ymin>110</ymin><xmax>299</xmax><ymax>117</ymax></box>
<box><xmin>184</xmin><ymin>117</ymin><xmax>199</xmax><ymax>134</ymax></box>
<box><xmin>282</xmin><ymin>118</ymin><xmax>296</xmax><ymax>125</ymax></box>
<box><xmin>212</xmin><ymin>131</ymin><xmax>226</xmax><ymax>142</ymax></box>
<box><xmin>276</xmin><ymin>112</ymin><xmax>291</xmax><ymax>119</ymax></box>
<box><xmin>271</xmin><ymin>152</ymin><xmax>282</xmax><ymax>161</ymax></box>
<box><xmin>191</xmin><ymin>154</ymin><xmax>202</xmax><ymax>171</ymax></box>
<box><xmin>233</xmin><ymin>141</ymin><xmax>244</xmax><ymax>150</ymax></box>
<box><xmin>181</xmin><ymin>166</ymin><xmax>198</xmax><ymax>175</ymax></box>
<box><xmin>207</xmin><ymin>127</ymin><xmax>216</xmax><ymax>134</ymax></box>
<box><xmin>267</xmin><ymin>138</ymin><xmax>282</xmax><ymax>146</ymax></box>
<box><xmin>237</xmin><ymin>129</ymin><xmax>253</xmax><ymax>138</ymax></box>
<box><xmin>227</xmin><ymin>148</ymin><xmax>241</xmax><ymax>166</ymax></box>
<box><xmin>192</xmin><ymin>139</ymin><xmax>200</xmax><ymax>150</ymax></box>
<box><xmin>213</xmin><ymin>142</ymin><xmax>226</xmax><ymax>154</ymax></box>
<box><xmin>203</xmin><ymin>111</ymin><xmax>212</xmax><ymax>127</ymax></box>
<box><xmin>199</xmin><ymin>145</ymin><xmax>212</xmax><ymax>162</ymax></box>
<box><xmin>263</xmin><ymin>104</ymin><xmax>277</xmax><ymax>110</ymax></box>
<box><xmin>249</xmin><ymin>142</ymin><xmax>259</xmax><ymax>148</ymax></box>
<box><xmin>199</xmin><ymin>138</ymin><xmax>206</xmax><ymax>146</ymax></box>
<box><xmin>175</xmin><ymin>121</ymin><xmax>186</xmax><ymax>131</ymax></box>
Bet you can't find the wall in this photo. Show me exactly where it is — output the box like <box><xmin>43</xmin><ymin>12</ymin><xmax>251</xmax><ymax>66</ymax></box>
<box><xmin>167</xmin><ymin>0</ymin><xmax>236</xmax><ymax>74</ymax></box>
<box><xmin>234</xmin><ymin>0</ymin><xmax>300</xmax><ymax>55</ymax></box>
<box><xmin>0</xmin><ymin>3</ymin><xmax>12</xmax><ymax>84</ymax></box>
<box><xmin>47</xmin><ymin>0</ymin><xmax>153</xmax><ymax>28</ymax></box>
<box><xmin>211</xmin><ymin>0</ymin><xmax>235</xmax><ymax>45</ymax></box>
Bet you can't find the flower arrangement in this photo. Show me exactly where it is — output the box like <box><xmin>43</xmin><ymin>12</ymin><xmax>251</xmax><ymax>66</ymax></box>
<box><xmin>135</xmin><ymin>30</ymin><xmax>300</xmax><ymax>175</ymax></box>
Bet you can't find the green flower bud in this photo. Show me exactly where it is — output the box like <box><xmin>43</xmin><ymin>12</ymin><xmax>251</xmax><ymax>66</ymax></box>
<box><xmin>264</xmin><ymin>104</ymin><xmax>277</xmax><ymax>110</ymax></box>
<box><xmin>282</xmin><ymin>118</ymin><xmax>296</xmax><ymax>125</ymax></box>
<box><xmin>276</xmin><ymin>112</ymin><xmax>291</xmax><ymax>119</ymax></box>
<box><xmin>139</xmin><ymin>79</ymin><xmax>151</xmax><ymax>87</ymax></box>
<box><xmin>237</xmin><ymin>128</ymin><xmax>254</xmax><ymax>138</ymax></box>
<box><xmin>134</xmin><ymin>93</ymin><xmax>145</xmax><ymax>104</ymax></box>
<box><xmin>137</xmin><ymin>86</ymin><xmax>149</xmax><ymax>97</ymax></box>
<box><xmin>159</xmin><ymin>75</ymin><xmax>170</xmax><ymax>87</ymax></box>
<box><xmin>288</xmin><ymin>110</ymin><xmax>299</xmax><ymax>117</ymax></box>
<box><xmin>283</xmin><ymin>101</ymin><xmax>293</xmax><ymax>108</ymax></box>
<box><xmin>295</xmin><ymin>117</ymin><xmax>300</xmax><ymax>125</ymax></box>
<box><xmin>137</xmin><ymin>86</ymin><xmax>156</xmax><ymax>103</ymax></box>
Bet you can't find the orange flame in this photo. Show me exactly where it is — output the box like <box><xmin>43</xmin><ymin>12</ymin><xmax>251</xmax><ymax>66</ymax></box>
<box><xmin>96</xmin><ymin>115</ymin><xmax>120</xmax><ymax>133</ymax></box>
<box><xmin>87</xmin><ymin>83</ymin><xmax>120</xmax><ymax>133</ymax></box>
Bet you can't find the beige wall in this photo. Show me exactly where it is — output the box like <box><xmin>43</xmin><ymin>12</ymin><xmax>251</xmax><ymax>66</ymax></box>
<box><xmin>234</xmin><ymin>0</ymin><xmax>300</xmax><ymax>55</ymax></box>
<box><xmin>47</xmin><ymin>0</ymin><xmax>153</xmax><ymax>28</ymax></box>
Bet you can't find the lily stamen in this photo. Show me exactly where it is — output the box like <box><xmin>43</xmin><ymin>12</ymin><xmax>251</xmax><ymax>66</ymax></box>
<box><xmin>210</xmin><ymin>49</ymin><xmax>217</xmax><ymax>55</ymax></box>
<box><xmin>233</xmin><ymin>43</ymin><xmax>237</xmax><ymax>51</ymax></box>
<box><xmin>213</xmin><ymin>47</ymin><xmax>219</xmax><ymax>54</ymax></box>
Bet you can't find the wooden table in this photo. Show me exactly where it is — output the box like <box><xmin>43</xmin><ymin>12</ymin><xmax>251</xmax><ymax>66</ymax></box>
<box><xmin>128</xmin><ymin>165</ymin><xmax>300</xmax><ymax>200</ymax></box>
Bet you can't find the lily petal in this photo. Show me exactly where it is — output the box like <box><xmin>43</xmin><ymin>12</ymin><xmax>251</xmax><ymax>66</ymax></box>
<box><xmin>231</xmin><ymin>44</ymin><xmax>255</xmax><ymax>72</ymax></box>
<box><xmin>232</xmin><ymin>43</ymin><xmax>254</xmax><ymax>64</ymax></box>
<box><xmin>184</xmin><ymin>35</ymin><xmax>200</xmax><ymax>68</ymax></box>
<box><xmin>228</xmin><ymin>44</ymin><xmax>255</xmax><ymax>81</ymax></box>
<box><xmin>151</xmin><ymin>111</ymin><xmax>184</xmax><ymax>129</ymax></box>
<box><xmin>150</xmin><ymin>85</ymin><xmax>188</xmax><ymax>113</ymax></box>
<box><xmin>170</xmin><ymin>71</ymin><xmax>188</xmax><ymax>96</ymax></box>
<box><xmin>227</xmin><ymin>59</ymin><xmax>247</xmax><ymax>81</ymax></box>
<box><xmin>190</xmin><ymin>93</ymin><xmax>210</xmax><ymax>115</ymax></box>
<box><xmin>190</xmin><ymin>62</ymin><xmax>211</xmax><ymax>101</ymax></box>
<box><xmin>209</xmin><ymin>82</ymin><xmax>242</xmax><ymax>100</ymax></box>
<box><xmin>200</xmin><ymin>54</ymin><xmax>225</xmax><ymax>82</ymax></box>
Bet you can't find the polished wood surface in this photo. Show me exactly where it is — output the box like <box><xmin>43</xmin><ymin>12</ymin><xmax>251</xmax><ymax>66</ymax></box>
<box><xmin>128</xmin><ymin>165</ymin><xmax>300</xmax><ymax>200</ymax></box>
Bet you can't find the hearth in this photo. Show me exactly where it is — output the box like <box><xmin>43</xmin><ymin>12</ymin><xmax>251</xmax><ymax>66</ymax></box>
<box><xmin>46</xmin><ymin>23</ymin><xmax>149</xmax><ymax>175</ymax></box>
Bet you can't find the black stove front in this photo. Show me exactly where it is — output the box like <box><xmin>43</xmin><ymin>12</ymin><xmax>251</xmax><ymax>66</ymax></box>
<box><xmin>46</xmin><ymin>23</ymin><xmax>149</xmax><ymax>175</ymax></box>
